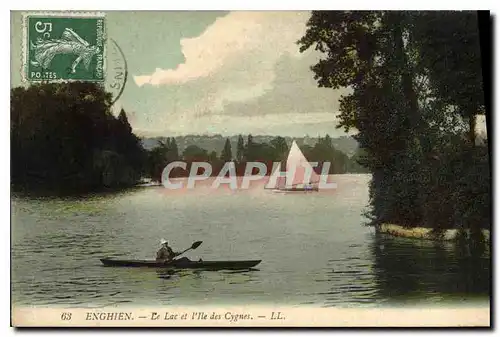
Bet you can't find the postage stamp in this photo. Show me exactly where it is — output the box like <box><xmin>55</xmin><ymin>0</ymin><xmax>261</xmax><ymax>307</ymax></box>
<box><xmin>22</xmin><ymin>12</ymin><xmax>105</xmax><ymax>82</ymax></box>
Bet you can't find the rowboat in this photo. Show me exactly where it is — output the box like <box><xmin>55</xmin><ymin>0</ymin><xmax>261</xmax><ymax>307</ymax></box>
<box><xmin>272</xmin><ymin>185</ymin><xmax>319</xmax><ymax>193</ymax></box>
<box><xmin>100</xmin><ymin>258</ymin><xmax>261</xmax><ymax>270</ymax></box>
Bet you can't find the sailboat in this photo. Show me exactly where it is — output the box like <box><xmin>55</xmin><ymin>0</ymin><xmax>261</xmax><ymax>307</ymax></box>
<box><xmin>268</xmin><ymin>140</ymin><xmax>320</xmax><ymax>193</ymax></box>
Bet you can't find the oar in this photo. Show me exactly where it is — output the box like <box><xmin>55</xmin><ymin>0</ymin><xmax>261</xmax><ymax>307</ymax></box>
<box><xmin>173</xmin><ymin>241</ymin><xmax>203</xmax><ymax>260</ymax></box>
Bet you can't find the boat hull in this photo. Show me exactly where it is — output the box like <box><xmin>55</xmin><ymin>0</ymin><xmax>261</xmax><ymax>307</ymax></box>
<box><xmin>100</xmin><ymin>258</ymin><xmax>261</xmax><ymax>270</ymax></box>
<box><xmin>272</xmin><ymin>187</ymin><xmax>319</xmax><ymax>193</ymax></box>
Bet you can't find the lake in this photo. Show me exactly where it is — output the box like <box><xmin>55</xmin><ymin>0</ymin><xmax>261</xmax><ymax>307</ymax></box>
<box><xmin>11</xmin><ymin>174</ymin><xmax>490</xmax><ymax>308</ymax></box>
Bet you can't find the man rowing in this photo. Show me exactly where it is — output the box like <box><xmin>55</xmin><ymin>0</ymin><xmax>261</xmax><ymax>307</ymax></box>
<box><xmin>156</xmin><ymin>239</ymin><xmax>194</xmax><ymax>265</ymax></box>
<box><xmin>156</xmin><ymin>239</ymin><xmax>179</xmax><ymax>262</ymax></box>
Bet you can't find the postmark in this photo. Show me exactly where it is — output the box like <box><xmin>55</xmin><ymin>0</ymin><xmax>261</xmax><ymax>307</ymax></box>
<box><xmin>22</xmin><ymin>12</ymin><xmax>105</xmax><ymax>82</ymax></box>
<box><xmin>105</xmin><ymin>38</ymin><xmax>128</xmax><ymax>105</ymax></box>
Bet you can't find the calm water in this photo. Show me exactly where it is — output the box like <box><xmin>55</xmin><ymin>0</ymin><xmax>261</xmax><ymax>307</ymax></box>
<box><xmin>11</xmin><ymin>174</ymin><xmax>490</xmax><ymax>308</ymax></box>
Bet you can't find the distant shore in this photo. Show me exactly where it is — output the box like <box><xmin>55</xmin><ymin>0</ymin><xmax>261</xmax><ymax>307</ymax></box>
<box><xmin>377</xmin><ymin>223</ymin><xmax>490</xmax><ymax>242</ymax></box>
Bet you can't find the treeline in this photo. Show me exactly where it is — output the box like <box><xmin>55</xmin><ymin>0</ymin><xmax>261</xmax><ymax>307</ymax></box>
<box><xmin>142</xmin><ymin>134</ymin><xmax>359</xmax><ymax>157</ymax></box>
<box><xmin>144</xmin><ymin>133</ymin><xmax>369</xmax><ymax>180</ymax></box>
<box><xmin>11</xmin><ymin>82</ymin><xmax>146</xmax><ymax>194</ymax></box>
<box><xmin>299</xmin><ymin>11</ymin><xmax>490</xmax><ymax>236</ymax></box>
<box><xmin>10</xmin><ymin>81</ymin><xmax>367</xmax><ymax>193</ymax></box>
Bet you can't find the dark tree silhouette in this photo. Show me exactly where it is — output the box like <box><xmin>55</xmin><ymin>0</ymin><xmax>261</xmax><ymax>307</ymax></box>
<box><xmin>236</xmin><ymin>135</ymin><xmax>245</xmax><ymax>163</ymax></box>
<box><xmin>220</xmin><ymin>138</ymin><xmax>233</xmax><ymax>162</ymax></box>
<box><xmin>11</xmin><ymin>82</ymin><xmax>146</xmax><ymax>194</ymax></box>
<box><xmin>298</xmin><ymin>10</ymin><xmax>490</xmax><ymax>235</ymax></box>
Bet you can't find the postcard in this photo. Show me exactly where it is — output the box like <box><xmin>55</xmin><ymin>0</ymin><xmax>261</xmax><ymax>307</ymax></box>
<box><xmin>10</xmin><ymin>10</ymin><xmax>491</xmax><ymax>327</ymax></box>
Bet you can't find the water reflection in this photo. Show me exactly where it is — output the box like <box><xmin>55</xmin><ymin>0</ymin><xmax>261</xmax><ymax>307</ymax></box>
<box><xmin>321</xmin><ymin>251</ymin><xmax>379</xmax><ymax>306</ymax></box>
<box><xmin>156</xmin><ymin>269</ymin><xmax>177</xmax><ymax>280</ymax></box>
<box><xmin>154</xmin><ymin>268</ymin><xmax>260</xmax><ymax>281</ymax></box>
<box><xmin>370</xmin><ymin>232</ymin><xmax>490</xmax><ymax>303</ymax></box>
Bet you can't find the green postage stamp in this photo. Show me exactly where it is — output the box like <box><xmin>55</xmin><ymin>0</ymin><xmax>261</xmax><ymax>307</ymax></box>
<box><xmin>22</xmin><ymin>12</ymin><xmax>105</xmax><ymax>82</ymax></box>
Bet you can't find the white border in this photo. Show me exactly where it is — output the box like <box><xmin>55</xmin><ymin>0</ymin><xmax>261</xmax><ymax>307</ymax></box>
<box><xmin>4</xmin><ymin>2</ymin><xmax>499</xmax><ymax>337</ymax></box>
<box><xmin>7</xmin><ymin>1</ymin><xmax>498</xmax><ymax>10</ymax></box>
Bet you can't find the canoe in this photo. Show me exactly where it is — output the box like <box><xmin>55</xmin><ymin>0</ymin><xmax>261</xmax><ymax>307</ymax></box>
<box><xmin>100</xmin><ymin>258</ymin><xmax>261</xmax><ymax>270</ymax></box>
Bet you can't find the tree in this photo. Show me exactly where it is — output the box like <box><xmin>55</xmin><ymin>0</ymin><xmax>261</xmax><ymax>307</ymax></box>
<box><xmin>348</xmin><ymin>148</ymin><xmax>370</xmax><ymax>173</ymax></box>
<box><xmin>298</xmin><ymin>11</ymin><xmax>489</xmax><ymax>234</ymax></box>
<box><xmin>410</xmin><ymin>11</ymin><xmax>485</xmax><ymax>146</ymax></box>
<box><xmin>182</xmin><ymin>145</ymin><xmax>209</xmax><ymax>162</ymax></box>
<box><xmin>11</xmin><ymin>82</ymin><xmax>145</xmax><ymax>192</ymax></box>
<box><xmin>298</xmin><ymin>11</ymin><xmax>425</xmax><ymax>226</ymax></box>
<box><xmin>245</xmin><ymin>134</ymin><xmax>255</xmax><ymax>161</ymax></box>
<box><xmin>118</xmin><ymin>109</ymin><xmax>132</xmax><ymax>134</ymax></box>
<box><xmin>220</xmin><ymin>138</ymin><xmax>233</xmax><ymax>162</ymax></box>
<box><xmin>146</xmin><ymin>143</ymin><xmax>169</xmax><ymax>182</ymax></box>
<box><xmin>209</xmin><ymin>150</ymin><xmax>218</xmax><ymax>162</ymax></box>
<box><xmin>115</xmin><ymin>109</ymin><xmax>146</xmax><ymax>176</ymax></box>
<box><xmin>236</xmin><ymin>134</ymin><xmax>245</xmax><ymax>163</ymax></box>
<box><xmin>270</xmin><ymin>136</ymin><xmax>289</xmax><ymax>162</ymax></box>
<box><xmin>304</xmin><ymin>135</ymin><xmax>349</xmax><ymax>174</ymax></box>
<box><xmin>169</xmin><ymin>137</ymin><xmax>179</xmax><ymax>160</ymax></box>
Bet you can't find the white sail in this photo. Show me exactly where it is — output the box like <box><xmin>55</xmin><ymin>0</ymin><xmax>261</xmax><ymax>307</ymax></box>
<box><xmin>285</xmin><ymin>140</ymin><xmax>319</xmax><ymax>188</ymax></box>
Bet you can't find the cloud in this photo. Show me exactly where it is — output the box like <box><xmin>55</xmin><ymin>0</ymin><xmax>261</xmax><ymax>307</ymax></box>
<box><xmin>134</xmin><ymin>112</ymin><xmax>346</xmax><ymax>137</ymax></box>
<box><xmin>131</xmin><ymin>11</ymin><xmax>352</xmax><ymax>137</ymax></box>
<box><xmin>220</xmin><ymin>51</ymin><xmax>351</xmax><ymax>117</ymax></box>
<box><xmin>133</xmin><ymin>11</ymin><xmax>310</xmax><ymax>105</ymax></box>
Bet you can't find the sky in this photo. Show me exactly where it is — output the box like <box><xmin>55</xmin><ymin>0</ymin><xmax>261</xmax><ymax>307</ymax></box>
<box><xmin>10</xmin><ymin>11</ymin><xmax>486</xmax><ymax>138</ymax></box>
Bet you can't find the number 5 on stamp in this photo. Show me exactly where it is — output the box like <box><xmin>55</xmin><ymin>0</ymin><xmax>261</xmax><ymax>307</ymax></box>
<box><xmin>23</xmin><ymin>13</ymin><xmax>105</xmax><ymax>82</ymax></box>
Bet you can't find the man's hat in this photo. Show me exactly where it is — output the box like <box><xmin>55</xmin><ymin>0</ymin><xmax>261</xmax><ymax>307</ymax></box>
<box><xmin>160</xmin><ymin>238</ymin><xmax>168</xmax><ymax>245</ymax></box>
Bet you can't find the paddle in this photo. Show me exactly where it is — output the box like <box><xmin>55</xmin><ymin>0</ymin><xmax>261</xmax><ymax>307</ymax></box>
<box><xmin>172</xmin><ymin>241</ymin><xmax>203</xmax><ymax>260</ymax></box>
